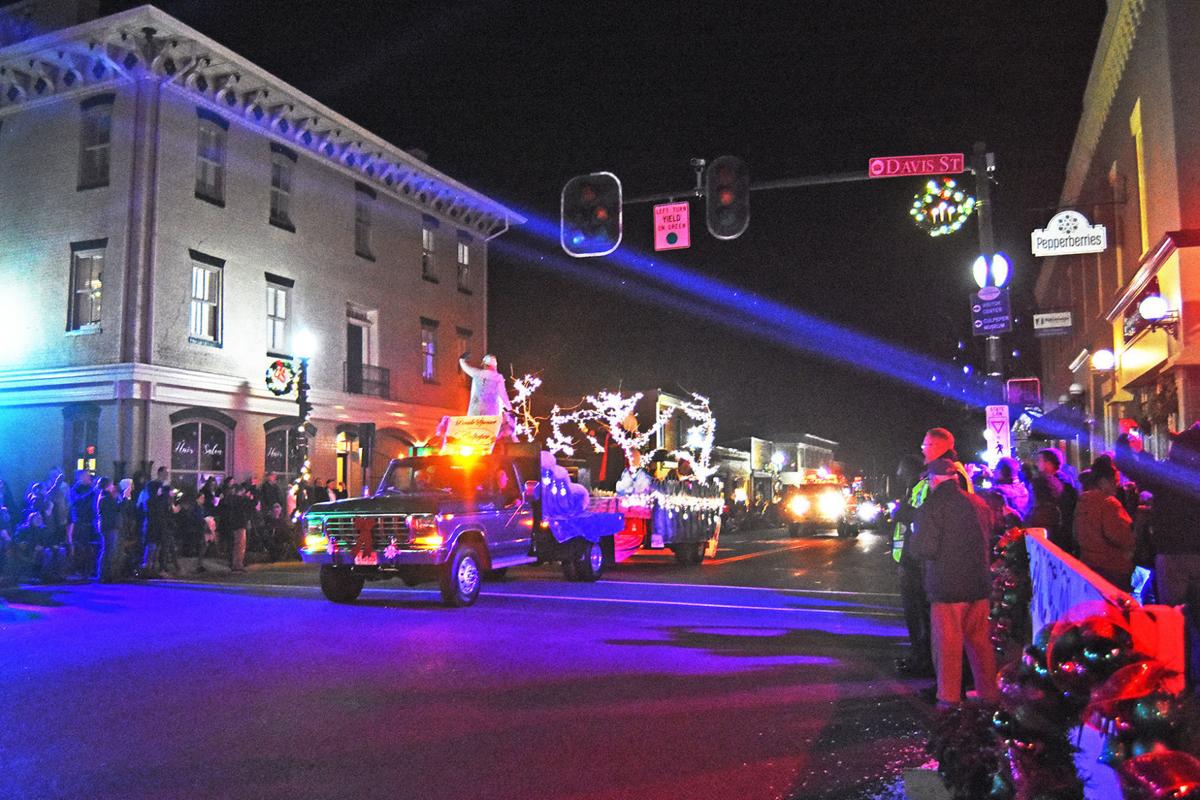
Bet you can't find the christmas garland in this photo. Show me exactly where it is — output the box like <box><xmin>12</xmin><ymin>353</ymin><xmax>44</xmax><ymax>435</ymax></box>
<box><xmin>928</xmin><ymin>528</ymin><xmax>1200</xmax><ymax>800</ymax></box>
<box><xmin>990</xmin><ymin>528</ymin><xmax>1033</xmax><ymax>655</ymax></box>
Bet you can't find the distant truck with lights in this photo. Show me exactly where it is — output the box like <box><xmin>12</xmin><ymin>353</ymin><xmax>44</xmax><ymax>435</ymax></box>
<box><xmin>780</xmin><ymin>478</ymin><xmax>879</xmax><ymax>538</ymax></box>
<box><xmin>299</xmin><ymin>424</ymin><xmax>624</xmax><ymax>607</ymax></box>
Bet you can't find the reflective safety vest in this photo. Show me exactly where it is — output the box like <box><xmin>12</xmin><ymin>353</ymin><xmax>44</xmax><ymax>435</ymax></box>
<box><xmin>892</xmin><ymin>479</ymin><xmax>929</xmax><ymax>563</ymax></box>
<box><xmin>891</xmin><ymin>462</ymin><xmax>973</xmax><ymax>563</ymax></box>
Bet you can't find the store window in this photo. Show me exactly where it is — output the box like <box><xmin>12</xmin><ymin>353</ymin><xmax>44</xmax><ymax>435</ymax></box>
<box><xmin>264</xmin><ymin>419</ymin><xmax>308</xmax><ymax>484</ymax></box>
<box><xmin>171</xmin><ymin>418</ymin><xmax>230</xmax><ymax>489</ymax></box>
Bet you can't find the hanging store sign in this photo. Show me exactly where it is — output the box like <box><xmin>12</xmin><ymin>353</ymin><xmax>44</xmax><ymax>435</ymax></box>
<box><xmin>1033</xmin><ymin>311</ymin><xmax>1073</xmax><ymax>336</ymax></box>
<box><xmin>1031</xmin><ymin>210</ymin><xmax>1107</xmax><ymax>257</ymax></box>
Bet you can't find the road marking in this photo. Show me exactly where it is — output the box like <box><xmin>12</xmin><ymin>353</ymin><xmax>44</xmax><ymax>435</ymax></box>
<box><xmin>703</xmin><ymin>541</ymin><xmax>812</xmax><ymax>566</ymax></box>
<box><xmin>150</xmin><ymin>579</ymin><xmax>902</xmax><ymax>617</ymax></box>
<box><xmin>604</xmin><ymin>579</ymin><xmax>900</xmax><ymax>599</ymax></box>
<box><xmin>476</xmin><ymin>590</ymin><xmax>903</xmax><ymax>617</ymax></box>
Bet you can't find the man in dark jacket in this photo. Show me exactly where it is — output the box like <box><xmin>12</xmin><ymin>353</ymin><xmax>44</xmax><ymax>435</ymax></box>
<box><xmin>1148</xmin><ymin>424</ymin><xmax>1200</xmax><ymax>687</ymax></box>
<box><xmin>1037</xmin><ymin>447</ymin><xmax>1079</xmax><ymax>552</ymax></box>
<box><xmin>67</xmin><ymin>469</ymin><xmax>99</xmax><ymax>577</ymax></box>
<box><xmin>910</xmin><ymin>457</ymin><xmax>1000</xmax><ymax>708</ymax></box>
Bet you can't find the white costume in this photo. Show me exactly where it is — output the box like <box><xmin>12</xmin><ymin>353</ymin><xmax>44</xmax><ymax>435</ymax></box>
<box><xmin>459</xmin><ymin>357</ymin><xmax>513</xmax><ymax>417</ymax></box>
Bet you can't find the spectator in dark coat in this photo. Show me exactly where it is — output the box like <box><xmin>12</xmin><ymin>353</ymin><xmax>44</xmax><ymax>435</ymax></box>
<box><xmin>910</xmin><ymin>457</ymin><xmax>1000</xmax><ymax>708</ymax></box>
<box><xmin>1148</xmin><ymin>424</ymin><xmax>1200</xmax><ymax>687</ymax></box>
<box><xmin>1035</xmin><ymin>448</ymin><xmax>1077</xmax><ymax>551</ymax></box>
<box><xmin>67</xmin><ymin>469</ymin><xmax>100</xmax><ymax>577</ymax></box>
<box><xmin>259</xmin><ymin>473</ymin><xmax>283</xmax><ymax>517</ymax></box>
<box><xmin>96</xmin><ymin>477</ymin><xmax>122</xmax><ymax>582</ymax></box>
<box><xmin>1074</xmin><ymin>457</ymin><xmax>1134</xmax><ymax>590</ymax></box>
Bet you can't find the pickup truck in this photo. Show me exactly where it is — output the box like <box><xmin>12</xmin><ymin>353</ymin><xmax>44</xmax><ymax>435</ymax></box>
<box><xmin>299</xmin><ymin>444</ymin><xmax>623</xmax><ymax>606</ymax></box>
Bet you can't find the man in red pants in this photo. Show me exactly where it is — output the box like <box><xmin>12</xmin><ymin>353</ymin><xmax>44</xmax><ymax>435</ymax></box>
<box><xmin>910</xmin><ymin>457</ymin><xmax>1000</xmax><ymax>709</ymax></box>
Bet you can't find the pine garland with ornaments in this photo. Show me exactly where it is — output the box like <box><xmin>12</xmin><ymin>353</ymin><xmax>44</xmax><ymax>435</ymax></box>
<box><xmin>928</xmin><ymin>528</ymin><xmax>1200</xmax><ymax>800</ymax></box>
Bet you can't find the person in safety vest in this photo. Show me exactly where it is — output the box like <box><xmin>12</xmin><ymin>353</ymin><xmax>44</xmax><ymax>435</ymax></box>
<box><xmin>892</xmin><ymin>428</ymin><xmax>972</xmax><ymax>679</ymax></box>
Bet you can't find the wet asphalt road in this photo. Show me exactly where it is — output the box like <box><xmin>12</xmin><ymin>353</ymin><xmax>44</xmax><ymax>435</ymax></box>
<box><xmin>0</xmin><ymin>526</ymin><xmax>933</xmax><ymax>800</ymax></box>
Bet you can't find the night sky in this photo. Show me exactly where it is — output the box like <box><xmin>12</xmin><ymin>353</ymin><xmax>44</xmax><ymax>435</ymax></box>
<box><xmin>109</xmin><ymin>0</ymin><xmax>1108</xmax><ymax>472</ymax></box>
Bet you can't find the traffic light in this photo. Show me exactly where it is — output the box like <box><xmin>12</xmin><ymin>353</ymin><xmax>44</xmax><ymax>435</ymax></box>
<box><xmin>705</xmin><ymin>155</ymin><xmax>750</xmax><ymax>240</ymax></box>
<box><xmin>560</xmin><ymin>172</ymin><xmax>622</xmax><ymax>257</ymax></box>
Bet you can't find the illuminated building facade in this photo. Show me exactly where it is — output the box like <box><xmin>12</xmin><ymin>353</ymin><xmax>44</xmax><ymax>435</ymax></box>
<box><xmin>0</xmin><ymin>2</ymin><xmax>522</xmax><ymax>493</ymax></box>
<box><xmin>1035</xmin><ymin>0</ymin><xmax>1200</xmax><ymax>459</ymax></box>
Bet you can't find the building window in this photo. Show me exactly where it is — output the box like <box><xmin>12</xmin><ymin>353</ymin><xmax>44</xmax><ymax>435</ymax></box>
<box><xmin>269</xmin><ymin>144</ymin><xmax>296</xmax><ymax>231</ymax></box>
<box><xmin>78</xmin><ymin>93</ymin><xmax>113</xmax><ymax>190</ymax></box>
<box><xmin>264</xmin><ymin>423</ymin><xmax>305</xmax><ymax>484</ymax></box>
<box><xmin>189</xmin><ymin>251</ymin><xmax>223</xmax><ymax>345</ymax></box>
<box><xmin>457</xmin><ymin>234</ymin><xmax>471</xmax><ymax>293</ymax></box>
<box><xmin>355</xmin><ymin>183</ymin><xmax>374</xmax><ymax>259</ymax></box>
<box><xmin>421</xmin><ymin>317</ymin><xmax>438</xmax><ymax>382</ymax></box>
<box><xmin>456</xmin><ymin>327</ymin><xmax>473</xmax><ymax>360</ymax></box>
<box><xmin>265</xmin><ymin>274</ymin><xmax>292</xmax><ymax>354</ymax></box>
<box><xmin>171</xmin><ymin>420</ymin><xmax>229</xmax><ymax>490</ymax></box>
<box><xmin>64</xmin><ymin>404</ymin><xmax>100</xmax><ymax>474</ymax></box>
<box><xmin>422</xmin><ymin>215</ymin><xmax>437</xmax><ymax>281</ymax></box>
<box><xmin>68</xmin><ymin>240</ymin><xmax>106</xmax><ymax>331</ymax></box>
<box><xmin>195</xmin><ymin>109</ymin><xmax>228</xmax><ymax>206</ymax></box>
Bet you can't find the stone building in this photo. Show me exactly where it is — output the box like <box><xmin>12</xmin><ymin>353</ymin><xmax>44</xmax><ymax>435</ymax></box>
<box><xmin>1035</xmin><ymin>0</ymin><xmax>1200</xmax><ymax>459</ymax></box>
<box><xmin>0</xmin><ymin>2</ymin><xmax>523</xmax><ymax>494</ymax></box>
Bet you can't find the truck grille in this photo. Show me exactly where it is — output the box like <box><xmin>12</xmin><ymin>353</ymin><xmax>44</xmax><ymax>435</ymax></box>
<box><xmin>322</xmin><ymin>516</ymin><xmax>412</xmax><ymax>549</ymax></box>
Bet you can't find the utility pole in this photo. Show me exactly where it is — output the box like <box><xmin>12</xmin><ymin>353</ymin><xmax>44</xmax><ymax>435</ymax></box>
<box><xmin>972</xmin><ymin>141</ymin><xmax>1003</xmax><ymax>382</ymax></box>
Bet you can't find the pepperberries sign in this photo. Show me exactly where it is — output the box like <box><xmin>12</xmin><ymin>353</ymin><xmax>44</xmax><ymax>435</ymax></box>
<box><xmin>265</xmin><ymin>359</ymin><xmax>297</xmax><ymax>396</ymax></box>
<box><xmin>1031</xmin><ymin>210</ymin><xmax>1107</xmax><ymax>257</ymax></box>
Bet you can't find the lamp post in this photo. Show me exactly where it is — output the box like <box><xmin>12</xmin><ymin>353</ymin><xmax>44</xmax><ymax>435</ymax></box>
<box><xmin>292</xmin><ymin>330</ymin><xmax>318</xmax><ymax>517</ymax></box>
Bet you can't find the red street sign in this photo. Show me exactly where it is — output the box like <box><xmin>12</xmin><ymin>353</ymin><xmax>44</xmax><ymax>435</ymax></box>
<box><xmin>868</xmin><ymin>153</ymin><xmax>965</xmax><ymax>179</ymax></box>
<box><xmin>653</xmin><ymin>201</ymin><xmax>691</xmax><ymax>251</ymax></box>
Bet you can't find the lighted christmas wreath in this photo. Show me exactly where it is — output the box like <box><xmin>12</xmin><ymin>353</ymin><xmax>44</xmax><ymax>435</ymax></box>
<box><xmin>909</xmin><ymin>177</ymin><xmax>976</xmax><ymax>238</ymax></box>
<box><xmin>265</xmin><ymin>359</ymin><xmax>296</xmax><ymax>396</ymax></box>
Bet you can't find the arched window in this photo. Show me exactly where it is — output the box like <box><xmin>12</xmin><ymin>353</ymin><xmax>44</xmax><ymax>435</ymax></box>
<box><xmin>264</xmin><ymin>417</ymin><xmax>315</xmax><ymax>484</ymax></box>
<box><xmin>170</xmin><ymin>409</ymin><xmax>235</xmax><ymax>489</ymax></box>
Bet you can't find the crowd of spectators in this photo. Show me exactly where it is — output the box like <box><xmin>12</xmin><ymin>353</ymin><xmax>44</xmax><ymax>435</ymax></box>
<box><xmin>0</xmin><ymin>467</ymin><xmax>348</xmax><ymax>586</ymax></box>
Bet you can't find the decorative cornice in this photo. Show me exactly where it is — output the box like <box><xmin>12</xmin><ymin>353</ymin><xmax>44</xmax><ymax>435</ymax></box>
<box><xmin>1103</xmin><ymin>229</ymin><xmax>1200</xmax><ymax>322</ymax></box>
<box><xmin>0</xmin><ymin>5</ymin><xmax>524</xmax><ymax>238</ymax></box>
<box><xmin>1061</xmin><ymin>0</ymin><xmax>1147</xmax><ymax>206</ymax></box>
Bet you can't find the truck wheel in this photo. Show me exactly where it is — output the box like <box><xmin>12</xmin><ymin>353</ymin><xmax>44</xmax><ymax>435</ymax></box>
<box><xmin>573</xmin><ymin>540</ymin><xmax>605</xmax><ymax>582</ymax></box>
<box><xmin>439</xmin><ymin>543</ymin><xmax>483</xmax><ymax>607</ymax></box>
<box><xmin>672</xmin><ymin>544</ymin><xmax>696</xmax><ymax>566</ymax></box>
<box><xmin>561</xmin><ymin>558</ymin><xmax>579</xmax><ymax>581</ymax></box>
<box><xmin>319</xmin><ymin>565</ymin><xmax>365</xmax><ymax>603</ymax></box>
<box><xmin>692</xmin><ymin>541</ymin><xmax>706</xmax><ymax>565</ymax></box>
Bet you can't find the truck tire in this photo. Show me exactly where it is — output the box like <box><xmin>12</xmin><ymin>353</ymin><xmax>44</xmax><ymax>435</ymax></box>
<box><xmin>561</xmin><ymin>558</ymin><xmax>579</xmax><ymax>581</ymax></box>
<box><xmin>573</xmin><ymin>540</ymin><xmax>605</xmax><ymax>582</ymax></box>
<box><xmin>672</xmin><ymin>543</ymin><xmax>702</xmax><ymax>566</ymax></box>
<box><xmin>319</xmin><ymin>565</ymin><xmax>365</xmax><ymax>603</ymax></box>
<box><xmin>440</xmin><ymin>543</ymin><xmax>483</xmax><ymax>607</ymax></box>
<box><xmin>691</xmin><ymin>541</ymin><xmax>706</xmax><ymax>565</ymax></box>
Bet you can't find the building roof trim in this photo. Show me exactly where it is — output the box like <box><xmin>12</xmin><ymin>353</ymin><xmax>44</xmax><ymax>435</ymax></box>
<box><xmin>0</xmin><ymin>4</ymin><xmax>524</xmax><ymax>236</ymax></box>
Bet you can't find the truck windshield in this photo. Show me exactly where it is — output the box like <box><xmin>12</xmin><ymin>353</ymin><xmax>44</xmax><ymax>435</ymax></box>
<box><xmin>377</xmin><ymin>456</ymin><xmax>494</xmax><ymax>497</ymax></box>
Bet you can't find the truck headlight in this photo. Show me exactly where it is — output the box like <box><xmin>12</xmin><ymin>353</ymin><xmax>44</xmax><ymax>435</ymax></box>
<box><xmin>788</xmin><ymin>495</ymin><xmax>811</xmax><ymax>517</ymax></box>
<box><xmin>817</xmin><ymin>492</ymin><xmax>845</xmax><ymax>520</ymax></box>
<box><xmin>857</xmin><ymin>502</ymin><xmax>880</xmax><ymax>522</ymax></box>
<box><xmin>302</xmin><ymin>517</ymin><xmax>328</xmax><ymax>552</ymax></box>
<box><xmin>407</xmin><ymin>515</ymin><xmax>443</xmax><ymax>549</ymax></box>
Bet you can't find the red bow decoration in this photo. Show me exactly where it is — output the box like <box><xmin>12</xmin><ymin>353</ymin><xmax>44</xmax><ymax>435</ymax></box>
<box><xmin>353</xmin><ymin>517</ymin><xmax>376</xmax><ymax>556</ymax></box>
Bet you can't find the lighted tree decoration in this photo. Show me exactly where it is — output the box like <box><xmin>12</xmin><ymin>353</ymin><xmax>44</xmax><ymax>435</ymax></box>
<box><xmin>548</xmin><ymin>391</ymin><xmax>717</xmax><ymax>481</ymax></box>
<box><xmin>910</xmin><ymin>177</ymin><xmax>977</xmax><ymax>238</ymax></box>
<box><xmin>510</xmin><ymin>374</ymin><xmax>542</xmax><ymax>443</ymax></box>
<box><xmin>547</xmin><ymin>391</ymin><xmax>673</xmax><ymax>464</ymax></box>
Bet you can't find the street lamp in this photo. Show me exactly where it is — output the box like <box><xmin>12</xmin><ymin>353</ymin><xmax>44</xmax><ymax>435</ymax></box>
<box><xmin>1138</xmin><ymin>294</ymin><xmax>1179</xmax><ymax>336</ymax></box>
<box><xmin>1090</xmin><ymin>349</ymin><xmax>1116</xmax><ymax>371</ymax></box>
<box><xmin>770</xmin><ymin>451</ymin><xmax>786</xmax><ymax>470</ymax></box>
<box><xmin>292</xmin><ymin>330</ymin><xmax>318</xmax><ymax>516</ymax></box>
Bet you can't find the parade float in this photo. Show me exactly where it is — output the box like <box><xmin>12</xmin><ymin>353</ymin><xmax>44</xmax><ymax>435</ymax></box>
<box><xmin>298</xmin><ymin>358</ymin><xmax>624</xmax><ymax>606</ymax></box>
<box><xmin>546</xmin><ymin>390</ymin><xmax>724</xmax><ymax>565</ymax></box>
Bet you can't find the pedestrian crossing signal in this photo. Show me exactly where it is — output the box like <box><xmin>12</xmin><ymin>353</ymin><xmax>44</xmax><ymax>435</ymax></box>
<box><xmin>561</xmin><ymin>172</ymin><xmax>622</xmax><ymax>257</ymax></box>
